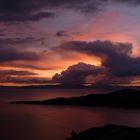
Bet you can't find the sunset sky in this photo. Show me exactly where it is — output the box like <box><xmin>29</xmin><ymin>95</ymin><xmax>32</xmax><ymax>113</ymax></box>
<box><xmin>1</xmin><ymin>0</ymin><xmax>140</xmax><ymax>87</ymax></box>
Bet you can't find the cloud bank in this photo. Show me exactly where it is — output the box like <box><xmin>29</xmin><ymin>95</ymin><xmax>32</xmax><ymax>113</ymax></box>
<box><xmin>54</xmin><ymin>40</ymin><xmax>140</xmax><ymax>86</ymax></box>
<box><xmin>52</xmin><ymin>62</ymin><xmax>103</xmax><ymax>85</ymax></box>
<box><xmin>0</xmin><ymin>0</ymin><xmax>139</xmax><ymax>22</ymax></box>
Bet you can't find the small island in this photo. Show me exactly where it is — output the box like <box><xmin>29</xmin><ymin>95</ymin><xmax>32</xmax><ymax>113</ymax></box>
<box><xmin>66</xmin><ymin>124</ymin><xmax>140</xmax><ymax>140</ymax></box>
<box><xmin>11</xmin><ymin>89</ymin><xmax>140</xmax><ymax>109</ymax></box>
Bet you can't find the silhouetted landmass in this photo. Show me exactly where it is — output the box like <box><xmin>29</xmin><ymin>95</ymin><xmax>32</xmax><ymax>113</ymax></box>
<box><xmin>0</xmin><ymin>84</ymin><xmax>90</xmax><ymax>89</ymax></box>
<box><xmin>11</xmin><ymin>89</ymin><xmax>140</xmax><ymax>109</ymax></box>
<box><xmin>1</xmin><ymin>84</ymin><xmax>140</xmax><ymax>90</ymax></box>
<box><xmin>66</xmin><ymin>124</ymin><xmax>140</xmax><ymax>140</ymax></box>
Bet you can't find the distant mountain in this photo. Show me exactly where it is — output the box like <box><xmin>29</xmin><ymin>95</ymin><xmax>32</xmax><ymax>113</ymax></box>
<box><xmin>11</xmin><ymin>89</ymin><xmax>140</xmax><ymax>109</ymax></box>
<box><xmin>66</xmin><ymin>124</ymin><xmax>140</xmax><ymax>140</ymax></box>
<box><xmin>1</xmin><ymin>84</ymin><xmax>140</xmax><ymax>93</ymax></box>
<box><xmin>0</xmin><ymin>84</ymin><xmax>95</xmax><ymax>89</ymax></box>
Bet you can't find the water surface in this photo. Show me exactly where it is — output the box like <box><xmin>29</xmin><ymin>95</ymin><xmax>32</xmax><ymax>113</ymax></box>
<box><xmin>0</xmin><ymin>89</ymin><xmax>140</xmax><ymax>140</ymax></box>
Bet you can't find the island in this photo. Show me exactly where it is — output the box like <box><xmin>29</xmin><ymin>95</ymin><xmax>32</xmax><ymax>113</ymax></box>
<box><xmin>11</xmin><ymin>89</ymin><xmax>140</xmax><ymax>109</ymax></box>
<box><xmin>66</xmin><ymin>124</ymin><xmax>140</xmax><ymax>140</ymax></box>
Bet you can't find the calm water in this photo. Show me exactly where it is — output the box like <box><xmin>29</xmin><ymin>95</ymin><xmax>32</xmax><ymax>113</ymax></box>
<box><xmin>1</xmin><ymin>89</ymin><xmax>140</xmax><ymax>140</ymax></box>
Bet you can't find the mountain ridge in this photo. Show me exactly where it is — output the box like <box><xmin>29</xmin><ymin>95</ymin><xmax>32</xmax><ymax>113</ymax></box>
<box><xmin>11</xmin><ymin>89</ymin><xmax>140</xmax><ymax>109</ymax></box>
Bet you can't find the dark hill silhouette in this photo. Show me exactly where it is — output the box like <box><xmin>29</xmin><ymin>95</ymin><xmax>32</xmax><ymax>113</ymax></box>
<box><xmin>11</xmin><ymin>89</ymin><xmax>140</xmax><ymax>109</ymax></box>
<box><xmin>66</xmin><ymin>124</ymin><xmax>140</xmax><ymax>140</ymax></box>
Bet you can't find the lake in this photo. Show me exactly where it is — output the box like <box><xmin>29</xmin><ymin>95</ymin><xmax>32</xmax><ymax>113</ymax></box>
<box><xmin>0</xmin><ymin>88</ymin><xmax>140</xmax><ymax>140</ymax></box>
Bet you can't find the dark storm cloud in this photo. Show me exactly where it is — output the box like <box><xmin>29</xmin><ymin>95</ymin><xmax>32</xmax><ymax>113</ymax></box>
<box><xmin>0</xmin><ymin>0</ymin><xmax>55</xmax><ymax>22</ymax></box>
<box><xmin>0</xmin><ymin>11</ymin><xmax>55</xmax><ymax>22</ymax></box>
<box><xmin>0</xmin><ymin>70</ymin><xmax>49</xmax><ymax>84</ymax></box>
<box><xmin>0</xmin><ymin>0</ymin><xmax>139</xmax><ymax>22</ymax></box>
<box><xmin>52</xmin><ymin>62</ymin><xmax>103</xmax><ymax>85</ymax></box>
<box><xmin>0</xmin><ymin>0</ymin><xmax>110</xmax><ymax>22</ymax></box>
<box><xmin>0</xmin><ymin>76</ymin><xmax>50</xmax><ymax>84</ymax></box>
<box><xmin>56</xmin><ymin>40</ymin><xmax>140</xmax><ymax>78</ymax></box>
<box><xmin>9</xmin><ymin>63</ymin><xmax>63</xmax><ymax>71</ymax></box>
<box><xmin>0</xmin><ymin>37</ymin><xmax>38</xmax><ymax>44</ymax></box>
<box><xmin>9</xmin><ymin>77</ymin><xmax>51</xmax><ymax>84</ymax></box>
<box><xmin>0</xmin><ymin>69</ymin><xmax>51</xmax><ymax>85</ymax></box>
<box><xmin>0</xmin><ymin>46</ymin><xmax>40</xmax><ymax>62</ymax></box>
<box><xmin>0</xmin><ymin>70</ymin><xmax>37</xmax><ymax>76</ymax></box>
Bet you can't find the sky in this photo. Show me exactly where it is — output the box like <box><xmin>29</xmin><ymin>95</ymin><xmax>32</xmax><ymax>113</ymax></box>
<box><xmin>0</xmin><ymin>0</ymin><xmax>140</xmax><ymax>87</ymax></box>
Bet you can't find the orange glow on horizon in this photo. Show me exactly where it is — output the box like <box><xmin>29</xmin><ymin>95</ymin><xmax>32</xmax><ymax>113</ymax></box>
<box><xmin>0</xmin><ymin>52</ymin><xmax>102</xmax><ymax>83</ymax></box>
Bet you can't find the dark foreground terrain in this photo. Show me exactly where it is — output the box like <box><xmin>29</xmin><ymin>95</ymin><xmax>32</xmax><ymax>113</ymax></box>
<box><xmin>66</xmin><ymin>124</ymin><xmax>140</xmax><ymax>140</ymax></box>
<box><xmin>11</xmin><ymin>89</ymin><xmax>140</xmax><ymax>109</ymax></box>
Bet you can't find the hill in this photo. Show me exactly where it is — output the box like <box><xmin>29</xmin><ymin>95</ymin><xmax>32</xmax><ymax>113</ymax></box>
<box><xmin>11</xmin><ymin>89</ymin><xmax>140</xmax><ymax>109</ymax></box>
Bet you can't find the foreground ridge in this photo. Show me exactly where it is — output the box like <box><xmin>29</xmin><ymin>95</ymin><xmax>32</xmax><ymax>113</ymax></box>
<box><xmin>66</xmin><ymin>124</ymin><xmax>140</xmax><ymax>140</ymax></box>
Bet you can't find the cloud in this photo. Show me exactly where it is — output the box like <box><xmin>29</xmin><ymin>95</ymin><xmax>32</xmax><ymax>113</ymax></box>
<box><xmin>0</xmin><ymin>37</ymin><xmax>38</xmax><ymax>44</ymax></box>
<box><xmin>0</xmin><ymin>69</ymin><xmax>47</xmax><ymax>84</ymax></box>
<box><xmin>56</xmin><ymin>40</ymin><xmax>140</xmax><ymax>77</ymax></box>
<box><xmin>0</xmin><ymin>69</ymin><xmax>52</xmax><ymax>84</ymax></box>
<box><xmin>0</xmin><ymin>0</ymin><xmax>56</xmax><ymax>22</ymax></box>
<box><xmin>0</xmin><ymin>76</ymin><xmax>50</xmax><ymax>84</ymax></box>
<box><xmin>114</xmin><ymin>0</ymin><xmax>140</xmax><ymax>5</ymax></box>
<box><xmin>0</xmin><ymin>70</ymin><xmax>37</xmax><ymax>76</ymax></box>
<box><xmin>0</xmin><ymin>45</ymin><xmax>40</xmax><ymax>62</ymax></box>
<box><xmin>0</xmin><ymin>0</ymin><xmax>122</xmax><ymax>23</ymax></box>
<box><xmin>9</xmin><ymin>63</ymin><xmax>64</xmax><ymax>71</ymax></box>
<box><xmin>52</xmin><ymin>62</ymin><xmax>103</xmax><ymax>85</ymax></box>
<box><xmin>0</xmin><ymin>0</ymin><xmax>139</xmax><ymax>22</ymax></box>
<box><xmin>56</xmin><ymin>31</ymin><xmax>67</xmax><ymax>37</ymax></box>
<box><xmin>7</xmin><ymin>77</ymin><xmax>50</xmax><ymax>84</ymax></box>
<box><xmin>0</xmin><ymin>11</ymin><xmax>55</xmax><ymax>22</ymax></box>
